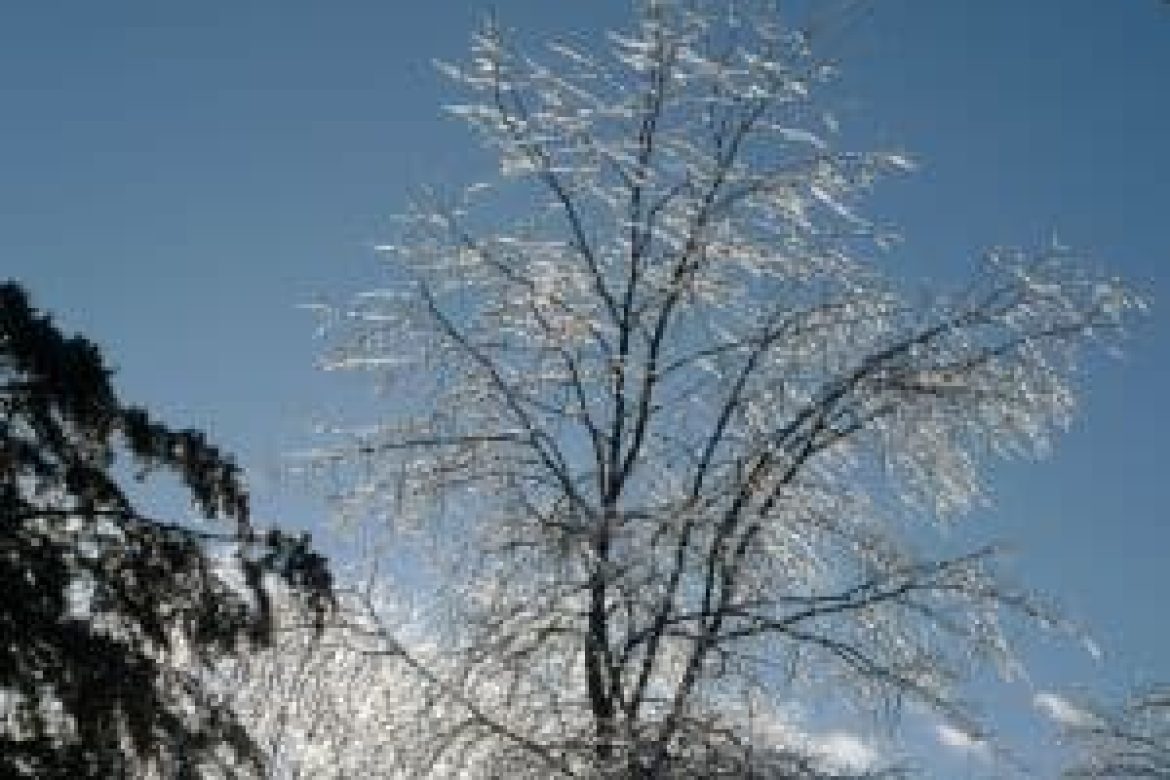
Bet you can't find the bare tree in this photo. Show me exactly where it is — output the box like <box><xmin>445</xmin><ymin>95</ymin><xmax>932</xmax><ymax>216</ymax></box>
<box><xmin>295</xmin><ymin>1</ymin><xmax>1140</xmax><ymax>775</ymax></box>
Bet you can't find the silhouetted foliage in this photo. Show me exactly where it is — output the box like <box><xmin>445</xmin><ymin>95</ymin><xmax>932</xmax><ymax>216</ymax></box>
<box><xmin>0</xmin><ymin>281</ymin><xmax>333</xmax><ymax>778</ymax></box>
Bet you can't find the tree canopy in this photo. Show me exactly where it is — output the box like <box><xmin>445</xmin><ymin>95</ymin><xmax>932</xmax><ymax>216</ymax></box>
<box><xmin>0</xmin><ymin>281</ymin><xmax>332</xmax><ymax>777</ymax></box>
<box><xmin>285</xmin><ymin>1</ymin><xmax>1142</xmax><ymax>776</ymax></box>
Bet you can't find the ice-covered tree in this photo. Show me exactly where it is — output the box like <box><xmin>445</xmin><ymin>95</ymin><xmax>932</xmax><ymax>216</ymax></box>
<box><xmin>298</xmin><ymin>1</ymin><xmax>1141</xmax><ymax>775</ymax></box>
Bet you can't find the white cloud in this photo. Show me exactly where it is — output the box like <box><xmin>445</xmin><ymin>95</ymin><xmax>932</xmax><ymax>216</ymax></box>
<box><xmin>814</xmin><ymin>730</ymin><xmax>880</xmax><ymax>771</ymax></box>
<box><xmin>1034</xmin><ymin>691</ymin><xmax>1098</xmax><ymax>728</ymax></box>
<box><xmin>934</xmin><ymin>723</ymin><xmax>991</xmax><ymax>761</ymax></box>
<box><xmin>746</xmin><ymin>704</ymin><xmax>881</xmax><ymax>773</ymax></box>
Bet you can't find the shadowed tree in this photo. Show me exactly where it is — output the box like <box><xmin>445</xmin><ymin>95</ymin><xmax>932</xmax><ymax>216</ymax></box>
<box><xmin>0</xmin><ymin>281</ymin><xmax>332</xmax><ymax>778</ymax></box>
<box><xmin>292</xmin><ymin>0</ymin><xmax>1141</xmax><ymax>775</ymax></box>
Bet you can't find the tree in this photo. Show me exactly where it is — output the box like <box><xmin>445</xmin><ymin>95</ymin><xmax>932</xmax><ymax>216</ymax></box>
<box><xmin>1053</xmin><ymin>685</ymin><xmax>1170</xmax><ymax>778</ymax></box>
<box><xmin>209</xmin><ymin>581</ymin><xmax>418</xmax><ymax>779</ymax></box>
<box><xmin>301</xmin><ymin>1</ymin><xmax>1141</xmax><ymax>775</ymax></box>
<box><xmin>0</xmin><ymin>281</ymin><xmax>332</xmax><ymax>778</ymax></box>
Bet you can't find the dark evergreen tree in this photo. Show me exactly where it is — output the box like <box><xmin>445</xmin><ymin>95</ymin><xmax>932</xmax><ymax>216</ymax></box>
<box><xmin>0</xmin><ymin>281</ymin><xmax>332</xmax><ymax>778</ymax></box>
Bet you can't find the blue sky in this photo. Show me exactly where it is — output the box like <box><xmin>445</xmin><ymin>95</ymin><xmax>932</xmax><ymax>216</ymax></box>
<box><xmin>3</xmin><ymin>1</ymin><xmax>1167</xmax><ymax>774</ymax></box>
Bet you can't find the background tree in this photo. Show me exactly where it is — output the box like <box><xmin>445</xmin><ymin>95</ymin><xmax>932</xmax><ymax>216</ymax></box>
<box><xmin>303</xmin><ymin>0</ymin><xmax>1141</xmax><ymax>775</ymax></box>
<box><xmin>0</xmin><ymin>281</ymin><xmax>332</xmax><ymax>778</ymax></box>
<box><xmin>216</xmin><ymin>562</ymin><xmax>907</xmax><ymax>778</ymax></box>
<box><xmin>1055</xmin><ymin>685</ymin><xmax>1170</xmax><ymax>778</ymax></box>
<box><xmin>210</xmin><ymin>577</ymin><xmax>418</xmax><ymax>779</ymax></box>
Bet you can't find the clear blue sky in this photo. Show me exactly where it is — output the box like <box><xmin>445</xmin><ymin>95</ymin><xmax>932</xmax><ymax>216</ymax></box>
<box><xmin>3</xmin><ymin>1</ymin><xmax>1167</xmax><ymax>774</ymax></box>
